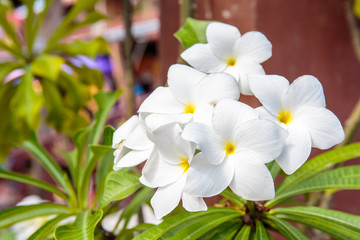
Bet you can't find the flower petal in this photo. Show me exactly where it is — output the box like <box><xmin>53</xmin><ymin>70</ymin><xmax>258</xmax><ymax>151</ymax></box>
<box><xmin>182</xmin><ymin>123</ymin><xmax>225</xmax><ymax>165</ymax></box>
<box><xmin>284</xmin><ymin>75</ymin><xmax>326</xmax><ymax>111</ymax></box>
<box><xmin>206</xmin><ymin>22</ymin><xmax>240</xmax><ymax>59</ymax></box>
<box><xmin>212</xmin><ymin>99</ymin><xmax>259</xmax><ymax>140</ymax></box>
<box><xmin>140</xmin><ymin>151</ymin><xmax>184</xmax><ymax>188</ymax></box>
<box><xmin>113</xmin><ymin>148</ymin><xmax>152</xmax><ymax>170</ymax></box>
<box><xmin>181</xmin><ymin>43</ymin><xmax>227</xmax><ymax>73</ymax></box>
<box><xmin>249</xmin><ymin>74</ymin><xmax>290</xmax><ymax>114</ymax></box>
<box><xmin>234</xmin><ymin>119</ymin><xmax>286</xmax><ymax>163</ymax></box>
<box><xmin>168</xmin><ymin>64</ymin><xmax>206</xmax><ymax>104</ymax></box>
<box><xmin>276</xmin><ymin>124</ymin><xmax>312</xmax><ymax>174</ymax></box>
<box><xmin>192</xmin><ymin>104</ymin><xmax>214</xmax><ymax>126</ymax></box>
<box><xmin>224</xmin><ymin>61</ymin><xmax>266</xmax><ymax>95</ymax></box>
<box><xmin>182</xmin><ymin>192</ymin><xmax>207</xmax><ymax>212</ymax></box>
<box><xmin>112</xmin><ymin>115</ymin><xmax>138</xmax><ymax>148</ymax></box>
<box><xmin>138</xmin><ymin>87</ymin><xmax>184</xmax><ymax>114</ymax></box>
<box><xmin>230</xmin><ymin>155</ymin><xmax>274</xmax><ymax>201</ymax></box>
<box><xmin>150</xmin><ymin>174</ymin><xmax>186</xmax><ymax>219</ymax></box>
<box><xmin>193</xmin><ymin>72</ymin><xmax>240</xmax><ymax>105</ymax></box>
<box><xmin>185</xmin><ymin>153</ymin><xmax>234</xmax><ymax>197</ymax></box>
<box><xmin>152</xmin><ymin>123</ymin><xmax>196</xmax><ymax>164</ymax></box>
<box><xmin>293</xmin><ymin>106</ymin><xmax>344</xmax><ymax>149</ymax></box>
<box><xmin>144</xmin><ymin>113</ymin><xmax>192</xmax><ymax>132</ymax></box>
<box><xmin>235</xmin><ymin>31</ymin><xmax>272</xmax><ymax>63</ymax></box>
<box><xmin>124</xmin><ymin>124</ymin><xmax>153</xmax><ymax>150</ymax></box>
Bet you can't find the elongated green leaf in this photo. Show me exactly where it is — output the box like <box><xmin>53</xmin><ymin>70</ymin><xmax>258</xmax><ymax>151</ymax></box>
<box><xmin>56</xmin><ymin>38</ymin><xmax>109</xmax><ymax>58</ymax></box>
<box><xmin>89</xmin><ymin>90</ymin><xmax>122</xmax><ymax>147</ymax></box>
<box><xmin>221</xmin><ymin>188</ymin><xmax>246</xmax><ymax>207</ymax></box>
<box><xmin>100</xmin><ymin>170</ymin><xmax>141</xmax><ymax>208</ymax></box>
<box><xmin>119</xmin><ymin>187</ymin><xmax>153</xmax><ymax>231</ymax></box>
<box><xmin>0</xmin><ymin>4</ymin><xmax>23</xmax><ymax>56</ymax></box>
<box><xmin>267</xmin><ymin>165</ymin><xmax>360</xmax><ymax>207</ymax></box>
<box><xmin>0</xmin><ymin>40</ymin><xmax>24</xmax><ymax>59</ymax></box>
<box><xmin>134</xmin><ymin>207</ymin><xmax>242</xmax><ymax>240</ymax></box>
<box><xmin>267</xmin><ymin>161</ymin><xmax>282</xmax><ymax>180</ymax></box>
<box><xmin>79</xmin><ymin>145</ymin><xmax>113</xmax><ymax>207</ymax></box>
<box><xmin>167</xmin><ymin>213</ymin><xmax>241</xmax><ymax>240</ymax></box>
<box><xmin>0</xmin><ymin>203</ymin><xmax>72</xmax><ymax>229</ymax></box>
<box><xmin>265</xmin><ymin>216</ymin><xmax>309</xmax><ymax>240</ymax></box>
<box><xmin>234</xmin><ymin>225</ymin><xmax>251</xmax><ymax>240</ymax></box>
<box><xmin>21</xmin><ymin>132</ymin><xmax>74</xmax><ymax>198</ymax></box>
<box><xmin>24</xmin><ymin>0</ymin><xmax>35</xmax><ymax>55</ymax></box>
<box><xmin>276</xmin><ymin>143</ymin><xmax>360</xmax><ymax>195</ymax></box>
<box><xmin>255</xmin><ymin>221</ymin><xmax>271</xmax><ymax>240</ymax></box>
<box><xmin>0</xmin><ymin>230</ymin><xmax>15</xmax><ymax>240</ymax></box>
<box><xmin>199</xmin><ymin>219</ymin><xmax>241</xmax><ymax>240</ymax></box>
<box><xmin>28</xmin><ymin>215</ymin><xmax>70</xmax><ymax>240</ymax></box>
<box><xmin>271</xmin><ymin>206</ymin><xmax>360</xmax><ymax>240</ymax></box>
<box><xmin>54</xmin><ymin>210</ymin><xmax>102</xmax><ymax>240</ymax></box>
<box><xmin>174</xmin><ymin>18</ymin><xmax>211</xmax><ymax>49</ymax></box>
<box><xmin>31</xmin><ymin>54</ymin><xmax>64</xmax><ymax>81</ymax></box>
<box><xmin>0</xmin><ymin>168</ymin><xmax>68</xmax><ymax>201</ymax></box>
<box><xmin>10</xmin><ymin>67</ymin><xmax>42</xmax><ymax>128</ymax></box>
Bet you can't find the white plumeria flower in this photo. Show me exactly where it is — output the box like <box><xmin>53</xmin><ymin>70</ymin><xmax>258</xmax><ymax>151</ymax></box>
<box><xmin>140</xmin><ymin>123</ymin><xmax>207</xmax><ymax>219</ymax></box>
<box><xmin>112</xmin><ymin>115</ymin><xmax>154</xmax><ymax>170</ymax></box>
<box><xmin>138</xmin><ymin>64</ymin><xmax>240</xmax><ymax>126</ymax></box>
<box><xmin>249</xmin><ymin>74</ymin><xmax>345</xmax><ymax>174</ymax></box>
<box><xmin>181</xmin><ymin>22</ymin><xmax>272</xmax><ymax>95</ymax></box>
<box><xmin>182</xmin><ymin>99</ymin><xmax>286</xmax><ymax>201</ymax></box>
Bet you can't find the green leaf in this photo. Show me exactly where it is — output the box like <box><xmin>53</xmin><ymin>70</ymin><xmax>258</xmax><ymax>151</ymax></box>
<box><xmin>198</xmin><ymin>219</ymin><xmax>240</xmax><ymax>240</ymax></box>
<box><xmin>134</xmin><ymin>207</ymin><xmax>242</xmax><ymax>240</ymax></box>
<box><xmin>0</xmin><ymin>230</ymin><xmax>15</xmax><ymax>240</ymax></box>
<box><xmin>0</xmin><ymin>168</ymin><xmax>68</xmax><ymax>201</ymax></box>
<box><xmin>21</xmin><ymin>132</ymin><xmax>75</xmax><ymax>200</ymax></box>
<box><xmin>174</xmin><ymin>18</ymin><xmax>212</xmax><ymax>49</ymax></box>
<box><xmin>88</xmin><ymin>90</ymin><xmax>122</xmax><ymax>147</ymax></box>
<box><xmin>276</xmin><ymin>143</ymin><xmax>360</xmax><ymax>195</ymax></box>
<box><xmin>267</xmin><ymin>165</ymin><xmax>360</xmax><ymax>207</ymax></box>
<box><xmin>255</xmin><ymin>221</ymin><xmax>271</xmax><ymax>240</ymax></box>
<box><xmin>79</xmin><ymin>144</ymin><xmax>113</xmax><ymax>207</ymax></box>
<box><xmin>28</xmin><ymin>214</ymin><xmax>70</xmax><ymax>240</ymax></box>
<box><xmin>0</xmin><ymin>4</ymin><xmax>23</xmax><ymax>56</ymax></box>
<box><xmin>271</xmin><ymin>206</ymin><xmax>360</xmax><ymax>240</ymax></box>
<box><xmin>31</xmin><ymin>54</ymin><xmax>65</xmax><ymax>81</ymax></box>
<box><xmin>100</xmin><ymin>170</ymin><xmax>142</xmax><ymax>208</ymax></box>
<box><xmin>234</xmin><ymin>225</ymin><xmax>251</xmax><ymax>240</ymax></box>
<box><xmin>0</xmin><ymin>40</ymin><xmax>24</xmax><ymax>59</ymax></box>
<box><xmin>221</xmin><ymin>188</ymin><xmax>246</xmax><ymax>207</ymax></box>
<box><xmin>267</xmin><ymin>161</ymin><xmax>282</xmax><ymax>180</ymax></box>
<box><xmin>54</xmin><ymin>210</ymin><xmax>102</xmax><ymax>240</ymax></box>
<box><xmin>0</xmin><ymin>203</ymin><xmax>72</xmax><ymax>229</ymax></box>
<box><xmin>265</xmin><ymin>216</ymin><xmax>309</xmax><ymax>240</ymax></box>
<box><xmin>10</xmin><ymin>67</ymin><xmax>42</xmax><ymax>128</ymax></box>
<box><xmin>56</xmin><ymin>38</ymin><xmax>109</xmax><ymax>58</ymax></box>
<box><xmin>167</xmin><ymin>212</ymin><xmax>241</xmax><ymax>240</ymax></box>
<box><xmin>24</xmin><ymin>0</ymin><xmax>35</xmax><ymax>55</ymax></box>
<box><xmin>119</xmin><ymin>187</ymin><xmax>153</xmax><ymax>231</ymax></box>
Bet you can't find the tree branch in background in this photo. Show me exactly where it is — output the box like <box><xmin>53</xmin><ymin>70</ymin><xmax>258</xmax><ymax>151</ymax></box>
<box><xmin>123</xmin><ymin>0</ymin><xmax>135</xmax><ymax>117</ymax></box>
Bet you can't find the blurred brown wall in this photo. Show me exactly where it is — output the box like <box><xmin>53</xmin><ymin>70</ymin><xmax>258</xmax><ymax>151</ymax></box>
<box><xmin>159</xmin><ymin>0</ymin><xmax>360</xmax><ymax>213</ymax></box>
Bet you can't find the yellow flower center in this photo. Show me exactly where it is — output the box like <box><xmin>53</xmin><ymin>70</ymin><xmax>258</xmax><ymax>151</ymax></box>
<box><xmin>184</xmin><ymin>104</ymin><xmax>195</xmax><ymax>114</ymax></box>
<box><xmin>224</xmin><ymin>142</ymin><xmax>236</xmax><ymax>156</ymax></box>
<box><xmin>226</xmin><ymin>57</ymin><xmax>237</xmax><ymax>67</ymax></box>
<box><xmin>179</xmin><ymin>157</ymin><xmax>190</xmax><ymax>173</ymax></box>
<box><xmin>278</xmin><ymin>110</ymin><xmax>293</xmax><ymax>125</ymax></box>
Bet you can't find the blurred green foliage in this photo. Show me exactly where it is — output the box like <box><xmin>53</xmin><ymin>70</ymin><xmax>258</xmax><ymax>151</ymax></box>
<box><xmin>0</xmin><ymin>0</ymin><xmax>109</xmax><ymax>160</ymax></box>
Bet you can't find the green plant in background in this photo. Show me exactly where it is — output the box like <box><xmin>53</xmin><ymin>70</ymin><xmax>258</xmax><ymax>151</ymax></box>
<box><xmin>0</xmin><ymin>90</ymin><xmax>156</xmax><ymax>240</ymax></box>
<box><xmin>0</xmin><ymin>0</ymin><xmax>108</xmax><ymax>159</ymax></box>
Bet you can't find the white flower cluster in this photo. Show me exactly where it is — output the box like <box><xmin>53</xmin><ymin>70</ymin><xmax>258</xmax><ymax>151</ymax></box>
<box><xmin>112</xmin><ymin>22</ymin><xmax>345</xmax><ymax>219</ymax></box>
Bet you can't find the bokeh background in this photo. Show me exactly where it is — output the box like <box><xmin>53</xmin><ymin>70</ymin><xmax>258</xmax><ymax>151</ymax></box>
<box><xmin>0</xmin><ymin>0</ymin><xmax>359</xmax><ymax>216</ymax></box>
